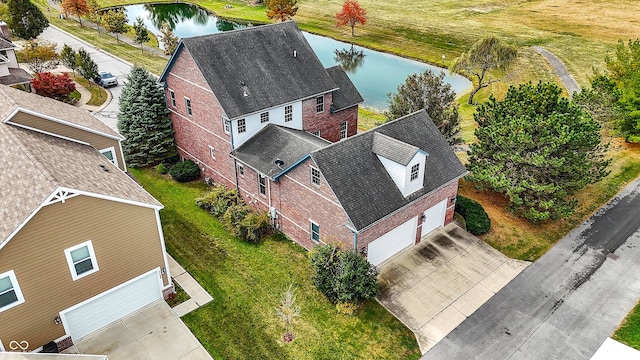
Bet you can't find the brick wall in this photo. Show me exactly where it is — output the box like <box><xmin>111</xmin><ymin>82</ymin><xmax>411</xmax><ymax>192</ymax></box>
<box><xmin>301</xmin><ymin>94</ymin><xmax>358</xmax><ymax>142</ymax></box>
<box><xmin>165</xmin><ymin>48</ymin><xmax>236</xmax><ymax>188</ymax></box>
<box><xmin>356</xmin><ymin>180</ymin><xmax>460</xmax><ymax>255</ymax></box>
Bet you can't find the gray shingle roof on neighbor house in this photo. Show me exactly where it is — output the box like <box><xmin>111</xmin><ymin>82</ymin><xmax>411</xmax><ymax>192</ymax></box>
<box><xmin>0</xmin><ymin>67</ymin><xmax>32</xmax><ymax>86</ymax></box>
<box><xmin>179</xmin><ymin>21</ymin><xmax>338</xmax><ymax>120</ymax></box>
<box><xmin>325</xmin><ymin>66</ymin><xmax>364</xmax><ymax>111</ymax></box>
<box><xmin>0</xmin><ymin>36</ymin><xmax>15</xmax><ymax>50</ymax></box>
<box><xmin>312</xmin><ymin>110</ymin><xmax>468</xmax><ymax>231</ymax></box>
<box><xmin>0</xmin><ymin>86</ymin><xmax>161</xmax><ymax>248</ymax></box>
<box><xmin>231</xmin><ymin>124</ymin><xmax>330</xmax><ymax>178</ymax></box>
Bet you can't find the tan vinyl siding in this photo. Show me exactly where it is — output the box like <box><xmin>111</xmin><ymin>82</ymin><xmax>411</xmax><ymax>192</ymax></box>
<box><xmin>9</xmin><ymin>112</ymin><xmax>125</xmax><ymax>171</ymax></box>
<box><xmin>0</xmin><ymin>196</ymin><xmax>167</xmax><ymax>351</ymax></box>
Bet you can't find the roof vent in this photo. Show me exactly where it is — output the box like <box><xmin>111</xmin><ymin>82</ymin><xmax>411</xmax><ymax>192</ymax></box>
<box><xmin>293</xmin><ymin>50</ymin><xmax>297</xmax><ymax>58</ymax></box>
<box><xmin>275</xmin><ymin>159</ymin><xmax>285</xmax><ymax>168</ymax></box>
<box><xmin>99</xmin><ymin>164</ymin><xmax>110</xmax><ymax>172</ymax></box>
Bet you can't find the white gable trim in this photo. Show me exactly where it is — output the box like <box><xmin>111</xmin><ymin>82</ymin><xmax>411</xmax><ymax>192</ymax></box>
<box><xmin>3</xmin><ymin>107</ymin><xmax>124</xmax><ymax>140</ymax></box>
<box><xmin>0</xmin><ymin>187</ymin><xmax>162</xmax><ymax>251</ymax></box>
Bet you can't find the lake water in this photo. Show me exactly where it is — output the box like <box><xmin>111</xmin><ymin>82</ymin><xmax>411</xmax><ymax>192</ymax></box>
<box><xmin>122</xmin><ymin>3</ymin><xmax>471</xmax><ymax>110</ymax></box>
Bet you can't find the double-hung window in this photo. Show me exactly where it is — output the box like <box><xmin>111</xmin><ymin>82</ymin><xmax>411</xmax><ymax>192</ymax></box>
<box><xmin>284</xmin><ymin>105</ymin><xmax>293</xmax><ymax>122</ymax></box>
<box><xmin>410</xmin><ymin>164</ymin><xmax>420</xmax><ymax>181</ymax></box>
<box><xmin>184</xmin><ymin>97</ymin><xmax>192</xmax><ymax>116</ymax></box>
<box><xmin>316</xmin><ymin>96</ymin><xmax>324</xmax><ymax>113</ymax></box>
<box><xmin>311</xmin><ymin>167</ymin><xmax>321</xmax><ymax>186</ymax></box>
<box><xmin>340</xmin><ymin>121</ymin><xmax>348</xmax><ymax>139</ymax></box>
<box><xmin>0</xmin><ymin>270</ymin><xmax>24</xmax><ymax>312</ymax></box>
<box><xmin>64</xmin><ymin>240</ymin><xmax>99</xmax><ymax>281</ymax></box>
<box><xmin>169</xmin><ymin>89</ymin><xmax>176</xmax><ymax>107</ymax></box>
<box><xmin>260</xmin><ymin>112</ymin><xmax>269</xmax><ymax>123</ymax></box>
<box><xmin>258</xmin><ymin>174</ymin><xmax>267</xmax><ymax>195</ymax></box>
<box><xmin>310</xmin><ymin>221</ymin><xmax>320</xmax><ymax>242</ymax></box>
<box><xmin>238</xmin><ymin>119</ymin><xmax>247</xmax><ymax>133</ymax></box>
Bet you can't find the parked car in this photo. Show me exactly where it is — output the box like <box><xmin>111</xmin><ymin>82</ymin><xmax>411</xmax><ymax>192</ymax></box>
<box><xmin>94</xmin><ymin>71</ymin><xmax>118</xmax><ymax>88</ymax></box>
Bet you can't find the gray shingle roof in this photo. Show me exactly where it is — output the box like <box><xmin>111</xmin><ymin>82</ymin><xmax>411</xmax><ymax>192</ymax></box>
<box><xmin>231</xmin><ymin>124</ymin><xmax>330</xmax><ymax>178</ymax></box>
<box><xmin>372</xmin><ymin>132</ymin><xmax>422</xmax><ymax>166</ymax></box>
<box><xmin>0</xmin><ymin>36</ymin><xmax>15</xmax><ymax>50</ymax></box>
<box><xmin>325</xmin><ymin>66</ymin><xmax>364</xmax><ymax>111</ymax></box>
<box><xmin>0</xmin><ymin>89</ymin><xmax>162</xmax><ymax>248</ymax></box>
<box><xmin>0</xmin><ymin>67</ymin><xmax>32</xmax><ymax>86</ymax></box>
<box><xmin>178</xmin><ymin>21</ymin><xmax>338</xmax><ymax>119</ymax></box>
<box><xmin>311</xmin><ymin>110</ymin><xmax>468</xmax><ymax>231</ymax></box>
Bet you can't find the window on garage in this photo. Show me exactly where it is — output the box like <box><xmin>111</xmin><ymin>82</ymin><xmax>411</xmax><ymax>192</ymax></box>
<box><xmin>0</xmin><ymin>270</ymin><xmax>25</xmax><ymax>313</ymax></box>
<box><xmin>65</xmin><ymin>240</ymin><xmax>99</xmax><ymax>281</ymax></box>
<box><xmin>310</xmin><ymin>221</ymin><xmax>320</xmax><ymax>242</ymax></box>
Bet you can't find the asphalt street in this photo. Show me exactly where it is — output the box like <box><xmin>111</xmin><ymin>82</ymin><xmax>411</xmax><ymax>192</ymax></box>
<box><xmin>38</xmin><ymin>26</ymin><xmax>132</xmax><ymax>129</ymax></box>
<box><xmin>424</xmin><ymin>177</ymin><xmax>640</xmax><ymax>359</ymax></box>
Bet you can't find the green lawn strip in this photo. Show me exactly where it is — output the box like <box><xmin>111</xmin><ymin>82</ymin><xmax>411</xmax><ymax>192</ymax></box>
<box><xmin>130</xmin><ymin>168</ymin><xmax>420</xmax><ymax>359</ymax></box>
<box><xmin>68</xmin><ymin>73</ymin><xmax>108</xmax><ymax>106</ymax></box>
<box><xmin>614</xmin><ymin>300</ymin><xmax>640</xmax><ymax>350</ymax></box>
<box><xmin>357</xmin><ymin>106</ymin><xmax>386</xmax><ymax>131</ymax></box>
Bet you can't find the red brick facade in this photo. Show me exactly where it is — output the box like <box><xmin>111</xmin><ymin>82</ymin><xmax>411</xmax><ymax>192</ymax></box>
<box><xmin>301</xmin><ymin>94</ymin><xmax>358</xmax><ymax>142</ymax></box>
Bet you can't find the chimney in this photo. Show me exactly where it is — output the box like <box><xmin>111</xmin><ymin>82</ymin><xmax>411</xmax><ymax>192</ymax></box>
<box><xmin>0</xmin><ymin>21</ymin><xmax>9</xmax><ymax>40</ymax></box>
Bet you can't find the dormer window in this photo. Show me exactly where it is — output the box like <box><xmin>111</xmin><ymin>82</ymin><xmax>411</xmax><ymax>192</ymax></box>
<box><xmin>410</xmin><ymin>164</ymin><xmax>419</xmax><ymax>181</ymax></box>
<box><xmin>238</xmin><ymin>119</ymin><xmax>246</xmax><ymax>133</ymax></box>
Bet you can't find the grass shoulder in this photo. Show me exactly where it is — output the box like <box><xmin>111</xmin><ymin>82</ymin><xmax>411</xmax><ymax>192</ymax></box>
<box><xmin>614</xmin><ymin>300</ymin><xmax>640</xmax><ymax>350</ymax></box>
<box><xmin>130</xmin><ymin>168</ymin><xmax>420</xmax><ymax>359</ymax></box>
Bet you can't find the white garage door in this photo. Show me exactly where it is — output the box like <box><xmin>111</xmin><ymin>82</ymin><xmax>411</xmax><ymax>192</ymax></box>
<box><xmin>368</xmin><ymin>216</ymin><xmax>418</xmax><ymax>266</ymax></box>
<box><xmin>421</xmin><ymin>199</ymin><xmax>448</xmax><ymax>237</ymax></box>
<box><xmin>61</xmin><ymin>269</ymin><xmax>162</xmax><ymax>340</ymax></box>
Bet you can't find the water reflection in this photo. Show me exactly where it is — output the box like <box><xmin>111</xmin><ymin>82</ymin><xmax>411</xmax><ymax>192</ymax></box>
<box><xmin>334</xmin><ymin>45</ymin><xmax>366</xmax><ymax>73</ymax></box>
<box><xmin>142</xmin><ymin>3</ymin><xmax>211</xmax><ymax>29</ymax></box>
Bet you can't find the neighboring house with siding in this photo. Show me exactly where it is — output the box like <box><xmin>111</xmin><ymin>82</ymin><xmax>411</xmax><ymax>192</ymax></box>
<box><xmin>0</xmin><ymin>85</ymin><xmax>173</xmax><ymax>353</ymax></box>
<box><xmin>0</xmin><ymin>21</ymin><xmax>32</xmax><ymax>88</ymax></box>
<box><xmin>159</xmin><ymin>20</ymin><xmax>467</xmax><ymax>265</ymax></box>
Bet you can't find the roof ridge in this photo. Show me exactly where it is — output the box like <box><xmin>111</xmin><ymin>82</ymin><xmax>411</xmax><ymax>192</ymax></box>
<box><xmin>183</xmin><ymin>21</ymin><xmax>297</xmax><ymax>42</ymax></box>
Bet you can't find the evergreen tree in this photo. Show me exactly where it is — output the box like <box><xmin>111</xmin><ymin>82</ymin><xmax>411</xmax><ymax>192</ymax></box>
<box><xmin>7</xmin><ymin>0</ymin><xmax>49</xmax><ymax>40</ymax></box>
<box><xmin>75</xmin><ymin>47</ymin><xmax>97</xmax><ymax>84</ymax></box>
<box><xmin>118</xmin><ymin>66</ymin><xmax>177</xmax><ymax>167</ymax></box>
<box><xmin>386</xmin><ymin>69</ymin><xmax>462</xmax><ymax>145</ymax></box>
<box><xmin>468</xmin><ymin>82</ymin><xmax>610</xmax><ymax>223</ymax></box>
<box><xmin>60</xmin><ymin>44</ymin><xmax>77</xmax><ymax>75</ymax></box>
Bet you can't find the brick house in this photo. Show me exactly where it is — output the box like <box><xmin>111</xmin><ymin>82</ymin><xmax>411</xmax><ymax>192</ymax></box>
<box><xmin>0</xmin><ymin>85</ymin><xmax>173</xmax><ymax>352</ymax></box>
<box><xmin>159</xmin><ymin>21</ymin><xmax>467</xmax><ymax>265</ymax></box>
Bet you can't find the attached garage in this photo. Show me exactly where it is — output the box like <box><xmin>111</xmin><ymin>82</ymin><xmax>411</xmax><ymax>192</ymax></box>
<box><xmin>368</xmin><ymin>216</ymin><xmax>418</xmax><ymax>266</ymax></box>
<box><xmin>421</xmin><ymin>199</ymin><xmax>448</xmax><ymax>237</ymax></box>
<box><xmin>60</xmin><ymin>269</ymin><xmax>163</xmax><ymax>340</ymax></box>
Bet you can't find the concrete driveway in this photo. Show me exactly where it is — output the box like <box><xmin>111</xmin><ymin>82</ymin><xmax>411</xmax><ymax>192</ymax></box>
<box><xmin>377</xmin><ymin>223</ymin><xmax>529</xmax><ymax>353</ymax></box>
<box><xmin>61</xmin><ymin>301</ymin><xmax>211</xmax><ymax>360</ymax></box>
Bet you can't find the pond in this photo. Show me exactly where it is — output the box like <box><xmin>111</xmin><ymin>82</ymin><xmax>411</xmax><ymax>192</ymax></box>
<box><xmin>122</xmin><ymin>3</ymin><xmax>471</xmax><ymax>110</ymax></box>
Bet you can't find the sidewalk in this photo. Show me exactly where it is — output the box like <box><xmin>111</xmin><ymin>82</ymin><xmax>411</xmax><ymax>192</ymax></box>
<box><xmin>168</xmin><ymin>255</ymin><xmax>213</xmax><ymax>317</ymax></box>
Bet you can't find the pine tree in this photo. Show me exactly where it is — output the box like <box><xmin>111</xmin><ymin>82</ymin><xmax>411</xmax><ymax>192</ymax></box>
<box><xmin>75</xmin><ymin>47</ymin><xmax>97</xmax><ymax>84</ymax></box>
<box><xmin>60</xmin><ymin>44</ymin><xmax>78</xmax><ymax>75</ymax></box>
<box><xmin>117</xmin><ymin>66</ymin><xmax>177</xmax><ymax>167</ymax></box>
<box><xmin>7</xmin><ymin>0</ymin><xmax>49</xmax><ymax>40</ymax></box>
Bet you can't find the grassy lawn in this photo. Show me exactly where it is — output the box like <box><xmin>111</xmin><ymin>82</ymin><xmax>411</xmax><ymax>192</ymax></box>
<box><xmin>614</xmin><ymin>300</ymin><xmax>640</xmax><ymax>350</ymax></box>
<box><xmin>67</xmin><ymin>73</ymin><xmax>108</xmax><ymax>106</ymax></box>
<box><xmin>130</xmin><ymin>168</ymin><xmax>420</xmax><ymax>359</ymax></box>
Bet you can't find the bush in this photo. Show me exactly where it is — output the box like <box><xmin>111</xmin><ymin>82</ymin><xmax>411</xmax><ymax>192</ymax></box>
<box><xmin>223</xmin><ymin>205</ymin><xmax>271</xmax><ymax>243</ymax></box>
<box><xmin>310</xmin><ymin>244</ymin><xmax>379</xmax><ymax>305</ymax></box>
<box><xmin>196</xmin><ymin>185</ymin><xmax>241</xmax><ymax>216</ymax></box>
<box><xmin>169</xmin><ymin>159</ymin><xmax>200</xmax><ymax>182</ymax></box>
<box><xmin>455</xmin><ymin>195</ymin><xmax>491</xmax><ymax>235</ymax></box>
<box><xmin>156</xmin><ymin>163</ymin><xmax>168</xmax><ymax>175</ymax></box>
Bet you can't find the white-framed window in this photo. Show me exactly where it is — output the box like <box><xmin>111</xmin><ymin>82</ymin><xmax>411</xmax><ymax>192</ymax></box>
<box><xmin>258</xmin><ymin>174</ymin><xmax>267</xmax><ymax>195</ymax></box>
<box><xmin>64</xmin><ymin>240</ymin><xmax>99</xmax><ymax>281</ymax></box>
<box><xmin>238</xmin><ymin>164</ymin><xmax>244</xmax><ymax>176</ymax></box>
<box><xmin>311</xmin><ymin>167</ymin><xmax>321</xmax><ymax>186</ymax></box>
<box><xmin>209</xmin><ymin>145</ymin><xmax>215</xmax><ymax>159</ymax></box>
<box><xmin>312</xmin><ymin>130</ymin><xmax>320</xmax><ymax>137</ymax></box>
<box><xmin>169</xmin><ymin>89</ymin><xmax>176</xmax><ymax>108</ymax></box>
<box><xmin>238</xmin><ymin>119</ymin><xmax>247</xmax><ymax>133</ymax></box>
<box><xmin>0</xmin><ymin>270</ymin><xmax>25</xmax><ymax>313</ymax></box>
<box><xmin>310</xmin><ymin>221</ymin><xmax>320</xmax><ymax>242</ymax></box>
<box><xmin>223</xmin><ymin>119</ymin><xmax>230</xmax><ymax>134</ymax></box>
<box><xmin>316</xmin><ymin>96</ymin><xmax>324</xmax><ymax>113</ymax></box>
<box><xmin>260</xmin><ymin>112</ymin><xmax>269</xmax><ymax>123</ymax></box>
<box><xmin>284</xmin><ymin>105</ymin><xmax>293</xmax><ymax>122</ymax></box>
<box><xmin>410</xmin><ymin>164</ymin><xmax>420</xmax><ymax>181</ymax></box>
<box><xmin>340</xmin><ymin>121</ymin><xmax>348</xmax><ymax>140</ymax></box>
<box><xmin>184</xmin><ymin>97</ymin><xmax>192</xmax><ymax>116</ymax></box>
<box><xmin>99</xmin><ymin>147</ymin><xmax>118</xmax><ymax>167</ymax></box>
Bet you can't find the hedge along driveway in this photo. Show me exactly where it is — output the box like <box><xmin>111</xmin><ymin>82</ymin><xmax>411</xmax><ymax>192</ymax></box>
<box><xmin>130</xmin><ymin>169</ymin><xmax>420</xmax><ymax>359</ymax></box>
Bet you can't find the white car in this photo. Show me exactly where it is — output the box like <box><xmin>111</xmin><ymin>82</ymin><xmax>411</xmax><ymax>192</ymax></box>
<box><xmin>95</xmin><ymin>71</ymin><xmax>118</xmax><ymax>88</ymax></box>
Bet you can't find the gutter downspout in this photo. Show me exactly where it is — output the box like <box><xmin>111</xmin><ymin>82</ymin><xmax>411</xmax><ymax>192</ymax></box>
<box><xmin>226</xmin><ymin>117</ymin><xmax>239</xmax><ymax>191</ymax></box>
<box><xmin>345</xmin><ymin>223</ymin><xmax>359</xmax><ymax>250</ymax></box>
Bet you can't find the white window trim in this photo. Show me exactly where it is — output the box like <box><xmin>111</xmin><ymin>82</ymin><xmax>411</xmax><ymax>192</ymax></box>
<box><xmin>184</xmin><ymin>97</ymin><xmax>192</xmax><ymax>116</ymax></box>
<box><xmin>284</xmin><ymin>105</ymin><xmax>293</xmax><ymax>122</ymax></box>
<box><xmin>312</xmin><ymin>130</ymin><xmax>320</xmax><ymax>137</ymax></box>
<box><xmin>223</xmin><ymin>119</ymin><xmax>230</xmax><ymax>134</ymax></box>
<box><xmin>260</xmin><ymin>112</ymin><xmax>269</xmax><ymax>123</ymax></box>
<box><xmin>310</xmin><ymin>220</ymin><xmax>320</xmax><ymax>242</ymax></box>
<box><xmin>0</xmin><ymin>270</ymin><xmax>25</xmax><ymax>313</ymax></box>
<box><xmin>311</xmin><ymin>167</ymin><xmax>321</xmax><ymax>186</ymax></box>
<box><xmin>64</xmin><ymin>240</ymin><xmax>99</xmax><ymax>281</ymax></box>
<box><xmin>238</xmin><ymin>118</ymin><xmax>247</xmax><ymax>133</ymax></box>
<box><xmin>340</xmin><ymin>121</ymin><xmax>348</xmax><ymax>140</ymax></box>
<box><xmin>209</xmin><ymin>145</ymin><xmax>215</xmax><ymax>159</ymax></box>
<box><xmin>169</xmin><ymin>89</ymin><xmax>176</xmax><ymax>108</ymax></box>
<box><xmin>238</xmin><ymin>164</ymin><xmax>244</xmax><ymax>177</ymax></box>
<box><xmin>99</xmin><ymin>146</ymin><xmax>119</xmax><ymax>168</ymax></box>
<box><xmin>0</xmin><ymin>339</ymin><xmax>4</xmax><ymax>351</ymax></box>
<box><xmin>410</xmin><ymin>163</ymin><xmax>420</xmax><ymax>182</ymax></box>
<box><xmin>258</xmin><ymin>173</ymin><xmax>267</xmax><ymax>196</ymax></box>
<box><xmin>316</xmin><ymin>96</ymin><xmax>324</xmax><ymax>113</ymax></box>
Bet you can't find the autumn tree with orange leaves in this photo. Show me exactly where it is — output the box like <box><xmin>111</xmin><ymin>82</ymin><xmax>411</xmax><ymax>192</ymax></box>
<box><xmin>336</xmin><ymin>0</ymin><xmax>367</xmax><ymax>36</ymax></box>
<box><xmin>265</xmin><ymin>0</ymin><xmax>298</xmax><ymax>22</ymax></box>
<box><xmin>61</xmin><ymin>0</ymin><xmax>90</xmax><ymax>26</ymax></box>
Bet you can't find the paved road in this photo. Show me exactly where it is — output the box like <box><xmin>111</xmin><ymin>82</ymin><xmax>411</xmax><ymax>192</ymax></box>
<box><xmin>533</xmin><ymin>46</ymin><xmax>581</xmax><ymax>97</ymax></box>
<box><xmin>424</xmin><ymin>178</ymin><xmax>640</xmax><ymax>359</ymax></box>
<box><xmin>38</xmin><ymin>26</ymin><xmax>133</xmax><ymax>130</ymax></box>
